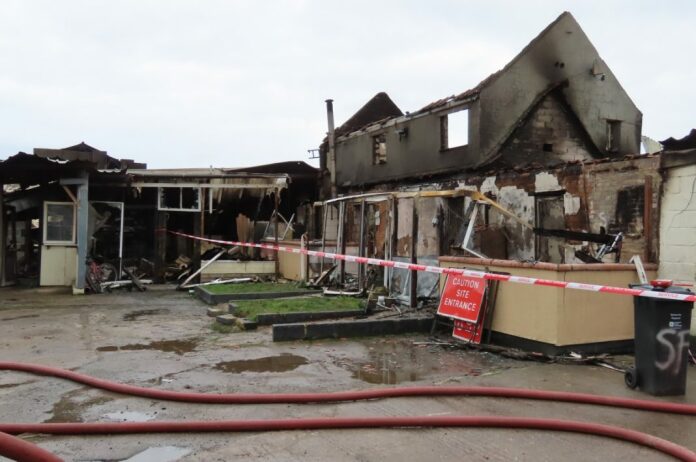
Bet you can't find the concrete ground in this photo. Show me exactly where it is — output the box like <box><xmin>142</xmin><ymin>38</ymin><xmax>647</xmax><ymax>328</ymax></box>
<box><xmin>0</xmin><ymin>287</ymin><xmax>694</xmax><ymax>462</ymax></box>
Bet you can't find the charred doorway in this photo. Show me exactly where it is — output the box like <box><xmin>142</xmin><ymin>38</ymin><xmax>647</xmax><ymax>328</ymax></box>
<box><xmin>535</xmin><ymin>192</ymin><xmax>565</xmax><ymax>263</ymax></box>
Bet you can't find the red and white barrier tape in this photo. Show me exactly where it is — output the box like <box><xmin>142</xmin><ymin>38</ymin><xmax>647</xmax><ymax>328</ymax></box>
<box><xmin>162</xmin><ymin>230</ymin><xmax>696</xmax><ymax>303</ymax></box>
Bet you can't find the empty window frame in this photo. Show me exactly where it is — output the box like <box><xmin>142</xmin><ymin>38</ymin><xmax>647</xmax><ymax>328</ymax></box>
<box><xmin>441</xmin><ymin>109</ymin><xmax>469</xmax><ymax>150</ymax></box>
<box><xmin>606</xmin><ymin>120</ymin><xmax>621</xmax><ymax>152</ymax></box>
<box><xmin>372</xmin><ymin>133</ymin><xmax>387</xmax><ymax>165</ymax></box>
<box><xmin>43</xmin><ymin>201</ymin><xmax>76</xmax><ymax>244</ymax></box>
<box><xmin>157</xmin><ymin>187</ymin><xmax>202</xmax><ymax>212</ymax></box>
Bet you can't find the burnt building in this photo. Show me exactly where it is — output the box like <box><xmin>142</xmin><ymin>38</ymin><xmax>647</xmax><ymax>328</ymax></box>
<box><xmin>315</xmin><ymin>12</ymin><xmax>648</xmax><ymax>274</ymax></box>
<box><xmin>311</xmin><ymin>12</ymin><xmax>676</xmax><ymax>353</ymax></box>
<box><xmin>321</xmin><ymin>12</ymin><xmax>642</xmax><ymax>193</ymax></box>
<box><xmin>0</xmin><ymin>144</ymin><xmax>319</xmax><ymax>290</ymax></box>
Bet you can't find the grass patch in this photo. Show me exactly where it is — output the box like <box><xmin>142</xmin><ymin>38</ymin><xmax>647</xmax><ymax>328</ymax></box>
<box><xmin>235</xmin><ymin>296</ymin><xmax>364</xmax><ymax>321</ymax></box>
<box><xmin>204</xmin><ymin>282</ymin><xmax>310</xmax><ymax>295</ymax></box>
<box><xmin>210</xmin><ymin>322</ymin><xmax>238</xmax><ymax>334</ymax></box>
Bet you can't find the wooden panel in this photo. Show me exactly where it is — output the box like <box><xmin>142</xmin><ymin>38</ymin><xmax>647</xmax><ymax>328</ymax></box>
<box><xmin>40</xmin><ymin>246</ymin><xmax>77</xmax><ymax>286</ymax></box>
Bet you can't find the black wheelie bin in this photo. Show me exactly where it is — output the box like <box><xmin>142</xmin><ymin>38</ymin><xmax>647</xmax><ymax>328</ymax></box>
<box><xmin>625</xmin><ymin>280</ymin><xmax>694</xmax><ymax>396</ymax></box>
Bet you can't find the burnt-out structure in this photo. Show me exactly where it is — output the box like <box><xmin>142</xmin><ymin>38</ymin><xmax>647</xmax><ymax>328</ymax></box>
<box><xmin>0</xmin><ymin>144</ymin><xmax>318</xmax><ymax>290</ymax></box>
<box><xmin>310</xmin><ymin>12</ymin><xmax>679</xmax><ymax>352</ymax></box>
<box><xmin>315</xmin><ymin>12</ymin><xmax>650</xmax><ymax>273</ymax></box>
<box><xmin>320</xmin><ymin>12</ymin><xmax>641</xmax><ymax>193</ymax></box>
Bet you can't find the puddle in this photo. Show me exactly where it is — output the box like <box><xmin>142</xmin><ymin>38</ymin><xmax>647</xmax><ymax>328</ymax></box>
<box><xmin>338</xmin><ymin>338</ymin><xmax>512</xmax><ymax>384</ymax></box>
<box><xmin>104</xmin><ymin>411</ymin><xmax>157</xmax><ymax>422</ymax></box>
<box><xmin>122</xmin><ymin>446</ymin><xmax>191</xmax><ymax>462</ymax></box>
<box><xmin>123</xmin><ymin>309</ymin><xmax>170</xmax><ymax>321</ymax></box>
<box><xmin>44</xmin><ymin>389</ymin><xmax>114</xmax><ymax>423</ymax></box>
<box><xmin>97</xmin><ymin>338</ymin><xmax>200</xmax><ymax>355</ymax></box>
<box><xmin>1</xmin><ymin>314</ymin><xmax>39</xmax><ymax>321</ymax></box>
<box><xmin>214</xmin><ymin>354</ymin><xmax>308</xmax><ymax>373</ymax></box>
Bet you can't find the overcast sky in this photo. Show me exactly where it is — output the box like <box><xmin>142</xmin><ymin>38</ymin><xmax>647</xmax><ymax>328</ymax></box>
<box><xmin>1</xmin><ymin>1</ymin><xmax>694</xmax><ymax>168</ymax></box>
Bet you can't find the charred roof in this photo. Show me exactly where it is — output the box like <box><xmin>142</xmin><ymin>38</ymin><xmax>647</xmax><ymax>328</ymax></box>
<box><xmin>661</xmin><ymin>129</ymin><xmax>696</xmax><ymax>151</ymax></box>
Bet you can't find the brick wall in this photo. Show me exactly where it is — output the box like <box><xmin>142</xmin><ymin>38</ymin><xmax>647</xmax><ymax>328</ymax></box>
<box><xmin>497</xmin><ymin>90</ymin><xmax>597</xmax><ymax>167</ymax></box>
<box><xmin>582</xmin><ymin>156</ymin><xmax>661</xmax><ymax>263</ymax></box>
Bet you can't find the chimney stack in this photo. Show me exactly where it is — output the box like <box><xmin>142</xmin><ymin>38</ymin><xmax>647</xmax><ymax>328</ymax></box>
<box><xmin>325</xmin><ymin>99</ymin><xmax>337</xmax><ymax>198</ymax></box>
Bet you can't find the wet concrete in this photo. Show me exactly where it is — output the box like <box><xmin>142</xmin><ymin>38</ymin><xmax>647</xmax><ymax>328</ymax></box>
<box><xmin>0</xmin><ymin>286</ymin><xmax>694</xmax><ymax>461</ymax></box>
<box><xmin>97</xmin><ymin>338</ymin><xmax>201</xmax><ymax>355</ymax></box>
<box><xmin>214</xmin><ymin>354</ymin><xmax>308</xmax><ymax>373</ymax></box>
<box><xmin>122</xmin><ymin>446</ymin><xmax>191</xmax><ymax>461</ymax></box>
<box><xmin>339</xmin><ymin>338</ymin><xmax>510</xmax><ymax>384</ymax></box>
<box><xmin>44</xmin><ymin>388</ymin><xmax>115</xmax><ymax>423</ymax></box>
<box><xmin>0</xmin><ymin>381</ymin><xmax>32</xmax><ymax>389</ymax></box>
<box><xmin>1</xmin><ymin>314</ymin><xmax>39</xmax><ymax>321</ymax></box>
<box><xmin>123</xmin><ymin>308</ymin><xmax>170</xmax><ymax>321</ymax></box>
<box><xmin>104</xmin><ymin>410</ymin><xmax>157</xmax><ymax>422</ymax></box>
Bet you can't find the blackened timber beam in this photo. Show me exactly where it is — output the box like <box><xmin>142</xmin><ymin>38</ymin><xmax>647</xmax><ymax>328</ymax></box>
<box><xmin>154</xmin><ymin>211</ymin><xmax>167</xmax><ymax>283</ymax></box>
<box><xmin>410</xmin><ymin>197</ymin><xmax>418</xmax><ymax>309</ymax></box>
<box><xmin>643</xmin><ymin>176</ymin><xmax>653</xmax><ymax>263</ymax></box>
<box><xmin>533</xmin><ymin>228</ymin><xmax>616</xmax><ymax>244</ymax></box>
<box><xmin>357</xmin><ymin>199</ymin><xmax>366</xmax><ymax>291</ymax></box>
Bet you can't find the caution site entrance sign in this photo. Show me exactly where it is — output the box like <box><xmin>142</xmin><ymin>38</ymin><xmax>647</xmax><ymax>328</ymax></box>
<box><xmin>437</xmin><ymin>275</ymin><xmax>486</xmax><ymax>323</ymax></box>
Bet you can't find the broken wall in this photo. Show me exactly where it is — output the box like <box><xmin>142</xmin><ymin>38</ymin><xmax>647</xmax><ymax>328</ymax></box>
<box><xmin>582</xmin><ymin>156</ymin><xmax>660</xmax><ymax>262</ymax></box>
<box><xmin>459</xmin><ymin>155</ymin><xmax>661</xmax><ymax>263</ymax></box>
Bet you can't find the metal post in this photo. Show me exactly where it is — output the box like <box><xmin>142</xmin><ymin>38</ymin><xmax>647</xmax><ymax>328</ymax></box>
<box><xmin>118</xmin><ymin>203</ymin><xmax>124</xmax><ymax>279</ymax></box>
<box><xmin>337</xmin><ymin>201</ymin><xmax>346</xmax><ymax>284</ymax></box>
<box><xmin>75</xmin><ymin>176</ymin><xmax>89</xmax><ymax>292</ymax></box>
<box><xmin>410</xmin><ymin>197</ymin><xmax>418</xmax><ymax>309</ymax></box>
<box><xmin>274</xmin><ymin>188</ymin><xmax>280</xmax><ymax>278</ymax></box>
<box><xmin>192</xmin><ymin>196</ymin><xmax>202</xmax><ymax>284</ymax></box>
<box><xmin>388</xmin><ymin>196</ymin><xmax>398</xmax><ymax>292</ymax></box>
<box><xmin>300</xmin><ymin>233</ymin><xmax>308</xmax><ymax>282</ymax></box>
<box><xmin>319</xmin><ymin>204</ymin><xmax>328</xmax><ymax>274</ymax></box>
<box><xmin>0</xmin><ymin>182</ymin><xmax>5</xmax><ymax>287</ymax></box>
<box><xmin>357</xmin><ymin>199</ymin><xmax>366</xmax><ymax>291</ymax></box>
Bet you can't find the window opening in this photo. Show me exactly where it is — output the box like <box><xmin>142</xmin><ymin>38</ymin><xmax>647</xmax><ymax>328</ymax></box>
<box><xmin>372</xmin><ymin>133</ymin><xmax>387</xmax><ymax>165</ymax></box>
<box><xmin>606</xmin><ymin>120</ymin><xmax>621</xmax><ymax>152</ymax></box>
<box><xmin>441</xmin><ymin>109</ymin><xmax>469</xmax><ymax>149</ymax></box>
<box><xmin>44</xmin><ymin>202</ymin><xmax>76</xmax><ymax>244</ymax></box>
<box><xmin>157</xmin><ymin>187</ymin><xmax>202</xmax><ymax>212</ymax></box>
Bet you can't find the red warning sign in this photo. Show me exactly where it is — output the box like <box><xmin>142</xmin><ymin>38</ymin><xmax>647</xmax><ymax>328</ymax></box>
<box><xmin>437</xmin><ymin>275</ymin><xmax>486</xmax><ymax>323</ymax></box>
<box><xmin>453</xmin><ymin>319</ymin><xmax>484</xmax><ymax>344</ymax></box>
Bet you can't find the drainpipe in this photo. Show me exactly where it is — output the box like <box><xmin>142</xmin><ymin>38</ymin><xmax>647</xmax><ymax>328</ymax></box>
<box><xmin>325</xmin><ymin>99</ymin><xmax>337</xmax><ymax>198</ymax></box>
<box><xmin>75</xmin><ymin>175</ymin><xmax>89</xmax><ymax>293</ymax></box>
<box><xmin>0</xmin><ymin>182</ymin><xmax>5</xmax><ymax>287</ymax></box>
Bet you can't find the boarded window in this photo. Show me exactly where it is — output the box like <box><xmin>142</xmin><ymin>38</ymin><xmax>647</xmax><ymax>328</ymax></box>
<box><xmin>157</xmin><ymin>187</ymin><xmax>202</xmax><ymax>212</ymax></box>
<box><xmin>44</xmin><ymin>202</ymin><xmax>76</xmax><ymax>244</ymax></box>
<box><xmin>606</xmin><ymin>120</ymin><xmax>621</xmax><ymax>152</ymax></box>
<box><xmin>372</xmin><ymin>133</ymin><xmax>387</xmax><ymax>164</ymax></box>
<box><xmin>441</xmin><ymin>109</ymin><xmax>469</xmax><ymax>149</ymax></box>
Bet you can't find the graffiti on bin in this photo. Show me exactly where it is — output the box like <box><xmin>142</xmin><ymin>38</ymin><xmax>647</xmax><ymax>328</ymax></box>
<box><xmin>655</xmin><ymin>325</ymin><xmax>690</xmax><ymax>375</ymax></box>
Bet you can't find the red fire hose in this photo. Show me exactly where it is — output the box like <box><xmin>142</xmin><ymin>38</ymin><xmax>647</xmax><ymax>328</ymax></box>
<box><xmin>1</xmin><ymin>361</ymin><xmax>695</xmax><ymax>414</ymax></box>
<box><xmin>0</xmin><ymin>432</ymin><xmax>62</xmax><ymax>462</ymax></box>
<box><xmin>1</xmin><ymin>362</ymin><xmax>695</xmax><ymax>462</ymax></box>
<box><xmin>2</xmin><ymin>417</ymin><xmax>696</xmax><ymax>462</ymax></box>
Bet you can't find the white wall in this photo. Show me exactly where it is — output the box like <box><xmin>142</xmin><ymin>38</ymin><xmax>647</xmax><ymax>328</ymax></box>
<box><xmin>659</xmin><ymin>163</ymin><xmax>696</xmax><ymax>335</ymax></box>
<box><xmin>659</xmin><ymin>164</ymin><xmax>696</xmax><ymax>284</ymax></box>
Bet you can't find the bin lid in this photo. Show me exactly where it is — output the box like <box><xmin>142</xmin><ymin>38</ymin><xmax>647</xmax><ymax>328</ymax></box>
<box><xmin>630</xmin><ymin>281</ymin><xmax>694</xmax><ymax>295</ymax></box>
